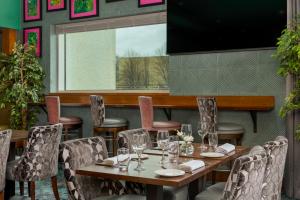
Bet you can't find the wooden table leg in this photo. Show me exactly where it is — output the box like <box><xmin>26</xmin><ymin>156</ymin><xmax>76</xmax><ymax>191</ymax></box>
<box><xmin>146</xmin><ymin>184</ymin><xmax>163</xmax><ymax>200</ymax></box>
<box><xmin>188</xmin><ymin>176</ymin><xmax>206</xmax><ymax>200</ymax></box>
<box><xmin>5</xmin><ymin>143</ymin><xmax>16</xmax><ymax>200</ymax></box>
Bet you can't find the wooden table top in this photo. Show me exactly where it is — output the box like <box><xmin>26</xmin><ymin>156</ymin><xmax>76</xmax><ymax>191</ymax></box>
<box><xmin>76</xmin><ymin>145</ymin><xmax>249</xmax><ymax>187</ymax></box>
<box><xmin>11</xmin><ymin>130</ymin><xmax>28</xmax><ymax>143</ymax></box>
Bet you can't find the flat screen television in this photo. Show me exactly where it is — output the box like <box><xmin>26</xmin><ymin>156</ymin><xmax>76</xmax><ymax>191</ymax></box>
<box><xmin>167</xmin><ymin>0</ymin><xmax>287</xmax><ymax>54</ymax></box>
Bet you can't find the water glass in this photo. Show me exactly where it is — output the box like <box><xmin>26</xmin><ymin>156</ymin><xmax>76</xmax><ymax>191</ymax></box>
<box><xmin>197</xmin><ymin>122</ymin><xmax>209</xmax><ymax>151</ymax></box>
<box><xmin>157</xmin><ymin>130</ymin><xmax>169</xmax><ymax>164</ymax></box>
<box><xmin>132</xmin><ymin>133</ymin><xmax>147</xmax><ymax>171</ymax></box>
<box><xmin>181</xmin><ymin>124</ymin><xmax>192</xmax><ymax>136</ymax></box>
<box><xmin>168</xmin><ymin>136</ymin><xmax>179</xmax><ymax>163</ymax></box>
<box><xmin>208</xmin><ymin>132</ymin><xmax>218</xmax><ymax>151</ymax></box>
<box><xmin>117</xmin><ymin>148</ymin><xmax>130</xmax><ymax>171</ymax></box>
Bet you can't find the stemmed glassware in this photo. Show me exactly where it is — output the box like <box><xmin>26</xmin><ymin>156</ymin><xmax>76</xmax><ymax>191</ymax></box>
<box><xmin>181</xmin><ymin>124</ymin><xmax>192</xmax><ymax>136</ymax></box>
<box><xmin>132</xmin><ymin>133</ymin><xmax>147</xmax><ymax>171</ymax></box>
<box><xmin>197</xmin><ymin>122</ymin><xmax>209</xmax><ymax>151</ymax></box>
<box><xmin>157</xmin><ymin>130</ymin><xmax>169</xmax><ymax>164</ymax></box>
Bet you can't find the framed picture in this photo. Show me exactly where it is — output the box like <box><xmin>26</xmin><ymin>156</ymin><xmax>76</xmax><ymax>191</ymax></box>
<box><xmin>106</xmin><ymin>0</ymin><xmax>124</xmax><ymax>2</ymax></box>
<box><xmin>23</xmin><ymin>0</ymin><xmax>42</xmax><ymax>22</ymax></box>
<box><xmin>23</xmin><ymin>27</ymin><xmax>42</xmax><ymax>57</ymax></box>
<box><xmin>47</xmin><ymin>0</ymin><xmax>66</xmax><ymax>12</ymax></box>
<box><xmin>70</xmin><ymin>0</ymin><xmax>99</xmax><ymax>20</ymax></box>
<box><xmin>138</xmin><ymin>0</ymin><xmax>165</xmax><ymax>7</ymax></box>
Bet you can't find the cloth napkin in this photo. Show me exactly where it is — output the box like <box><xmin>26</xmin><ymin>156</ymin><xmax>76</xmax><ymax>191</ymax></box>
<box><xmin>100</xmin><ymin>156</ymin><xmax>118</xmax><ymax>166</ymax></box>
<box><xmin>178</xmin><ymin>160</ymin><xmax>205</xmax><ymax>173</ymax></box>
<box><xmin>216</xmin><ymin>143</ymin><xmax>235</xmax><ymax>154</ymax></box>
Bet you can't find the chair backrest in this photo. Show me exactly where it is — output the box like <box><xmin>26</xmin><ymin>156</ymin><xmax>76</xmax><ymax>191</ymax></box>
<box><xmin>0</xmin><ymin>130</ymin><xmax>12</xmax><ymax>192</ymax></box>
<box><xmin>138</xmin><ymin>96</ymin><xmax>153</xmax><ymax>129</ymax></box>
<box><xmin>59</xmin><ymin>136</ymin><xmax>126</xmax><ymax>200</ymax></box>
<box><xmin>196</xmin><ymin>97</ymin><xmax>217</xmax><ymax>133</ymax></box>
<box><xmin>45</xmin><ymin>96</ymin><xmax>60</xmax><ymax>124</ymax></box>
<box><xmin>221</xmin><ymin>145</ymin><xmax>268</xmax><ymax>200</ymax></box>
<box><xmin>262</xmin><ymin>136</ymin><xmax>288</xmax><ymax>200</ymax></box>
<box><xmin>118</xmin><ymin>128</ymin><xmax>153</xmax><ymax>153</ymax></box>
<box><xmin>14</xmin><ymin>124</ymin><xmax>63</xmax><ymax>181</ymax></box>
<box><xmin>90</xmin><ymin>95</ymin><xmax>105</xmax><ymax>127</ymax></box>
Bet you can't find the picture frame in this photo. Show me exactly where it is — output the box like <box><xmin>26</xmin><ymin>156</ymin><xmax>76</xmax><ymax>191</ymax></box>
<box><xmin>23</xmin><ymin>0</ymin><xmax>42</xmax><ymax>22</ymax></box>
<box><xmin>106</xmin><ymin>0</ymin><xmax>125</xmax><ymax>2</ymax></box>
<box><xmin>23</xmin><ymin>26</ymin><xmax>42</xmax><ymax>57</ymax></box>
<box><xmin>70</xmin><ymin>0</ymin><xmax>99</xmax><ymax>20</ymax></box>
<box><xmin>138</xmin><ymin>0</ymin><xmax>165</xmax><ymax>7</ymax></box>
<box><xmin>47</xmin><ymin>0</ymin><xmax>67</xmax><ymax>12</ymax></box>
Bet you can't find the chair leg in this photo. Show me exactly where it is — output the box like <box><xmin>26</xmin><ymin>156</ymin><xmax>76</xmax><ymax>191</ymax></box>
<box><xmin>64</xmin><ymin>128</ymin><xmax>69</xmax><ymax>141</ymax></box>
<box><xmin>0</xmin><ymin>191</ymin><xmax>4</xmax><ymax>200</ymax></box>
<box><xmin>212</xmin><ymin>171</ymin><xmax>216</xmax><ymax>184</ymax></box>
<box><xmin>20</xmin><ymin>181</ymin><xmax>24</xmax><ymax>195</ymax></box>
<box><xmin>79</xmin><ymin>125</ymin><xmax>83</xmax><ymax>138</ymax></box>
<box><xmin>51</xmin><ymin>176</ymin><xmax>60</xmax><ymax>200</ymax></box>
<box><xmin>29</xmin><ymin>181</ymin><xmax>35</xmax><ymax>200</ymax></box>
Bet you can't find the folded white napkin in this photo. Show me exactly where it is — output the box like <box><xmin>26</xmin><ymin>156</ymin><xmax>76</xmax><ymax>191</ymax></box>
<box><xmin>216</xmin><ymin>143</ymin><xmax>235</xmax><ymax>154</ymax></box>
<box><xmin>101</xmin><ymin>156</ymin><xmax>118</xmax><ymax>166</ymax></box>
<box><xmin>178</xmin><ymin>160</ymin><xmax>205</xmax><ymax>173</ymax></box>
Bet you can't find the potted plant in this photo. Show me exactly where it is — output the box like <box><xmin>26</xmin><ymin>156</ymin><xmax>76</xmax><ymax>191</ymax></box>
<box><xmin>273</xmin><ymin>21</ymin><xmax>300</xmax><ymax>139</ymax></box>
<box><xmin>0</xmin><ymin>43</ymin><xmax>45</xmax><ymax>130</ymax></box>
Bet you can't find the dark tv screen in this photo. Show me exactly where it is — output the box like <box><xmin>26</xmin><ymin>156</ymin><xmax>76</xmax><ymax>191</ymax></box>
<box><xmin>167</xmin><ymin>0</ymin><xmax>287</xmax><ymax>54</ymax></box>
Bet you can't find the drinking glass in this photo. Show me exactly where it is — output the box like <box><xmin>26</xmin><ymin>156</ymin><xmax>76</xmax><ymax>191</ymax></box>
<box><xmin>197</xmin><ymin>122</ymin><xmax>209</xmax><ymax>151</ymax></box>
<box><xmin>132</xmin><ymin>133</ymin><xmax>147</xmax><ymax>171</ymax></box>
<box><xmin>181</xmin><ymin>124</ymin><xmax>192</xmax><ymax>136</ymax></box>
<box><xmin>168</xmin><ymin>136</ymin><xmax>179</xmax><ymax>163</ymax></box>
<box><xmin>157</xmin><ymin>130</ymin><xmax>169</xmax><ymax>164</ymax></box>
<box><xmin>117</xmin><ymin>148</ymin><xmax>130</xmax><ymax>171</ymax></box>
<box><xmin>208</xmin><ymin>132</ymin><xmax>218</xmax><ymax>151</ymax></box>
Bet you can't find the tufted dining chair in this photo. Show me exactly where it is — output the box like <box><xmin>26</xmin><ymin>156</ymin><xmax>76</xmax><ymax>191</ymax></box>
<box><xmin>138</xmin><ymin>96</ymin><xmax>181</xmax><ymax>132</ymax></box>
<box><xmin>118</xmin><ymin>128</ymin><xmax>188</xmax><ymax>200</ymax></box>
<box><xmin>195</xmin><ymin>145</ymin><xmax>268</xmax><ymax>200</ymax></box>
<box><xmin>90</xmin><ymin>95</ymin><xmax>128</xmax><ymax>156</ymax></box>
<box><xmin>59</xmin><ymin>136</ymin><xmax>145</xmax><ymax>200</ymax></box>
<box><xmin>262</xmin><ymin>136</ymin><xmax>288</xmax><ymax>200</ymax></box>
<box><xmin>0</xmin><ymin>130</ymin><xmax>12</xmax><ymax>200</ymax></box>
<box><xmin>45</xmin><ymin>96</ymin><xmax>83</xmax><ymax>141</ymax></box>
<box><xmin>6</xmin><ymin>124</ymin><xmax>63</xmax><ymax>200</ymax></box>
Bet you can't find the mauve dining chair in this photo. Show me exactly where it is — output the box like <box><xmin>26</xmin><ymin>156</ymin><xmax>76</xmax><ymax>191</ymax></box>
<box><xmin>45</xmin><ymin>96</ymin><xmax>83</xmax><ymax>141</ymax></box>
<box><xmin>0</xmin><ymin>130</ymin><xmax>12</xmax><ymax>200</ymax></box>
<box><xmin>138</xmin><ymin>96</ymin><xmax>181</xmax><ymax>132</ymax></box>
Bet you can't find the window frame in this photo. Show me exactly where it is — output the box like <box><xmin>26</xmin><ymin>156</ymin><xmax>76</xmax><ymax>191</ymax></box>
<box><xmin>55</xmin><ymin>12</ymin><xmax>167</xmax><ymax>93</ymax></box>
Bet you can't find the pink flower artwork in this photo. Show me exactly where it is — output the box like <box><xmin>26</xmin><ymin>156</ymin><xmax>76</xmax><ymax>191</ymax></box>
<box><xmin>23</xmin><ymin>27</ymin><xmax>42</xmax><ymax>57</ymax></box>
<box><xmin>139</xmin><ymin>0</ymin><xmax>165</xmax><ymax>7</ymax></box>
<box><xmin>47</xmin><ymin>0</ymin><xmax>66</xmax><ymax>11</ymax></box>
<box><xmin>70</xmin><ymin>0</ymin><xmax>99</xmax><ymax>20</ymax></box>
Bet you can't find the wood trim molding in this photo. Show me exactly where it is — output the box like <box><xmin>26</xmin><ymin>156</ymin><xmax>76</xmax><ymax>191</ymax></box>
<box><xmin>48</xmin><ymin>91</ymin><xmax>275</xmax><ymax>111</ymax></box>
<box><xmin>1</xmin><ymin>28</ymin><xmax>17</xmax><ymax>55</ymax></box>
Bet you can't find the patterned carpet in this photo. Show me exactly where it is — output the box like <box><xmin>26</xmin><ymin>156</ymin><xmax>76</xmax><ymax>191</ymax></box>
<box><xmin>10</xmin><ymin>165</ymin><xmax>298</xmax><ymax>200</ymax></box>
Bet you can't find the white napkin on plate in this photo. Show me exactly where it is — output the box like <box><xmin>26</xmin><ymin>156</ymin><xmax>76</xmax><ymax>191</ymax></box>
<box><xmin>216</xmin><ymin>143</ymin><xmax>235</xmax><ymax>154</ymax></box>
<box><xmin>100</xmin><ymin>156</ymin><xmax>118</xmax><ymax>166</ymax></box>
<box><xmin>178</xmin><ymin>160</ymin><xmax>205</xmax><ymax>173</ymax></box>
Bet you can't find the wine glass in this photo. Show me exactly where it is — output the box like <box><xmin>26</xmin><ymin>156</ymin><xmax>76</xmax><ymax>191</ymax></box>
<box><xmin>132</xmin><ymin>133</ymin><xmax>147</xmax><ymax>171</ymax></box>
<box><xmin>157</xmin><ymin>130</ymin><xmax>169</xmax><ymax>164</ymax></box>
<box><xmin>181</xmin><ymin>124</ymin><xmax>192</xmax><ymax>136</ymax></box>
<box><xmin>197</xmin><ymin>122</ymin><xmax>209</xmax><ymax>151</ymax></box>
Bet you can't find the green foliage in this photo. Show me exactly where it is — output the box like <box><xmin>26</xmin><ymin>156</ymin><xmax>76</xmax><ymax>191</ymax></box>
<box><xmin>274</xmin><ymin>21</ymin><xmax>300</xmax><ymax>139</ymax></box>
<box><xmin>0</xmin><ymin>43</ymin><xmax>45</xmax><ymax>130</ymax></box>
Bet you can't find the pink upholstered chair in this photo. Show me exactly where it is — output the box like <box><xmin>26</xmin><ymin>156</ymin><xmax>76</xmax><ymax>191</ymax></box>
<box><xmin>45</xmin><ymin>96</ymin><xmax>83</xmax><ymax>141</ymax></box>
<box><xmin>138</xmin><ymin>96</ymin><xmax>181</xmax><ymax>131</ymax></box>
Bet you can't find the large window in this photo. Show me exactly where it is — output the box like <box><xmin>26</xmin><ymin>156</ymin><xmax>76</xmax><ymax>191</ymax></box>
<box><xmin>57</xmin><ymin>21</ymin><xmax>168</xmax><ymax>91</ymax></box>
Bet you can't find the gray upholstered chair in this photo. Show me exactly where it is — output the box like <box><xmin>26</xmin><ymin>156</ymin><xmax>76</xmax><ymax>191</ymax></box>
<box><xmin>6</xmin><ymin>124</ymin><xmax>63</xmax><ymax>200</ymax></box>
<box><xmin>59</xmin><ymin>136</ymin><xmax>145</xmax><ymax>200</ymax></box>
<box><xmin>90</xmin><ymin>95</ymin><xmax>128</xmax><ymax>156</ymax></box>
<box><xmin>262</xmin><ymin>136</ymin><xmax>288</xmax><ymax>200</ymax></box>
<box><xmin>118</xmin><ymin>128</ymin><xmax>188</xmax><ymax>200</ymax></box>
<box><xmin>0</xmin><ymin>130</ymin><xmax>12</xmax><ymax>200</ymax></box>
<box><xmin>195</xmin><ymin>145</ymin><xmax>268</xmax><ymax>200</ymax></box>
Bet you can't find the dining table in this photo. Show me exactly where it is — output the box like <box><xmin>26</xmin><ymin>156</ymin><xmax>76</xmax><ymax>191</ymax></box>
<box><xmin>5</xmin><ymin>130</ymin><xmax>29</xmax><ymax>200</ymax></box>
<box><xmin>76</xmin><ymin>144</ymin><xmax>249</xmax><ymax>200</ymax></box>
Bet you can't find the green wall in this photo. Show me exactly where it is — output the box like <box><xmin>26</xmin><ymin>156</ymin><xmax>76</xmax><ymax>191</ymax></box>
<box><xmin>21</xmin><ymin>0</ymin><xmax>286</xmax><ymax>146</ymax></box>
<box><xmin>0</xmin><ymin>0</ymin><xmax>20</xmax><ymax>29</ymax></box>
